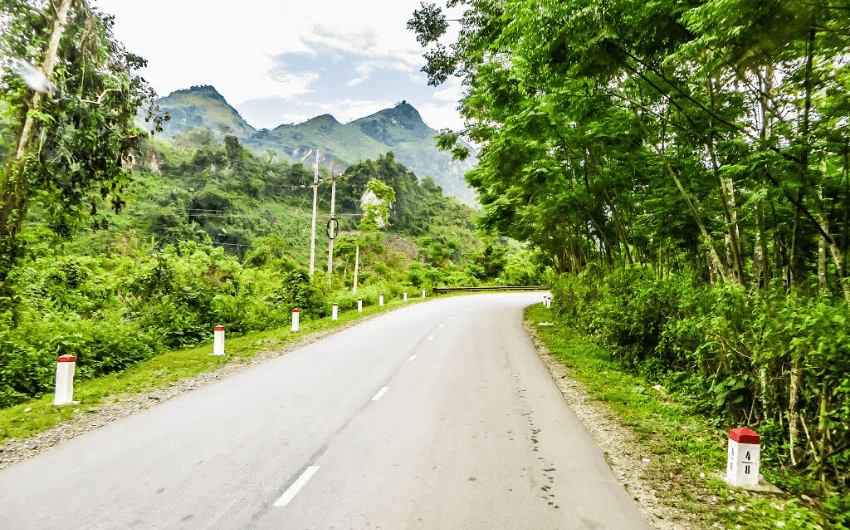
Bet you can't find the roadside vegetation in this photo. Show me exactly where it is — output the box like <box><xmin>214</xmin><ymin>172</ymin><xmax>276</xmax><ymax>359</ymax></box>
<box><xmin>0</xmin><ymin>131</ymin><xmax>545</xmax><ymax>412</ymax></box>
<box><xmin>527</xmin><ymin>303</ymin><xmax>844</xmax><ymax>529</ymax></box>
<box><xmin>411</xmin><ymin>0</ymin><xmax>850</xmax><ymax>525</ymax></box>
<box><xmin>0</xmin><ymin>2</ymin><xmax>544</xmax><ymax>417</ymax></box>
<box><xmin>0</xmin><ymin>293</ymin><xmax>422</xmax><ymax>443</ymax></box>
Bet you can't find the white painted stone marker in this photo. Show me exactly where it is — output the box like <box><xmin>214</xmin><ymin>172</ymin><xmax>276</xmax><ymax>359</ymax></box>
<box><xmin>379</xmin><ymin>293</ymin><xmax>384</xmax><ymax>306</ymax></box>
<box><xmin>726</xmin><ymin>426</ymin><xmax>760</xmax><ymax>487</ymax></box>
<box><xmin>422</xmin><ymin>289</ymin><xmax>426</xmax><ymax>298</ymax></box>
<box><xmin>213</xmin><ymin>325</ymin><xmax>225</xmax><ymax>356</ymax></box>
<box><xmin>403</xmin><ymin>290</ymin><xmax>408</xmax><ymax>302</ymax></box>
<box><xmin>332</xmin><ymin>303</ymin><xmax>338</xmax><ymax>321</ymax></box>
<box><xmin>291</xmin><ymin>308</ymin><xmax>300</xmax><ymax>332</ymax></box>
<box><xmin>357</xmin><ymin>298</ymin><xmax>363</xmax><ymax>312</ymax></box>
<box><xmin>53</xmin><ymin>355</ymin><xmax>76</xmax><ymax>406</ymax></box>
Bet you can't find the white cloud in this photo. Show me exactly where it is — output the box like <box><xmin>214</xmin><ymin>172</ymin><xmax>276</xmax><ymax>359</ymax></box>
<box><xmin>267</xmin><ymin>71</ymin><xmax>320</xmax><ymax>98</ymax></box>
<box><xmin>94</xmin><ymin>0</ymin><xmax>465</xmax><ymax>132</ymax></box>
<box><xmin>417</xmin><ymin>103</ymin><xmax>465</xmax><ymax>132</ymax></box>
<box><xmin>336</xmin><ymin>99</ymin><xmax>396</xmax><ymax>123</ymax></box>
<box><xmin>347</xmin><ymin>59</ymin><xmax>412</xmax><ymax>86</ymax></box>
<box><xmin>434</xmin><ymin>77</ymin><xmax>464</xmax><ymax>102</ymax></box>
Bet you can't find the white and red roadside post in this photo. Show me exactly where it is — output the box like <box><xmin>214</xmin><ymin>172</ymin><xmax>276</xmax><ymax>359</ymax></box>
<box><xmin>213</xmin><ymin>325</ymin><xmax>225</xmax><ymax>356</ymax></box>
<box><xmin>379</xmin><ymin>293</ymin><xmax>384</xmax><ymax>306</ymax></box>
<box><xmin>291</xmin><ymin>308</ymin><xmax>300</xmax><ymax>332</ymax></box>
<box><xmin>53</xmin><ymin>355</ymin><xmax>76</xmax><ymax>406</ymax></box>
<box><xmin>726</xmin><ymin>427</ymin><xmax>761</xmax><ymax>487</ymax></box>
<box><xmin>332</xmin><ymin>303</ymin><xmax>338</xmax><ymax>321</ymax></box>
<box><xmin>403</xmin><ymin>290</ymin><xmax>408</xmax><ymax>302</ymax></box>
<box><xmin>422</xmin><ymin>289</ymin><xmax>426</xmax><ymax>298</ymax></box>
<box><xmin>357</xmin><ymin>298</ymin><xmax>363</xmax><ymax>312</ymax></box>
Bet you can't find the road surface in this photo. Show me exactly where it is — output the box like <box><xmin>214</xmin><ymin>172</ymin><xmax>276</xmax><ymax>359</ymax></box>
<box><xmin>0</xmin><ymin>292</ymin><xmax>651</xmax><ymax>530</ymax></box>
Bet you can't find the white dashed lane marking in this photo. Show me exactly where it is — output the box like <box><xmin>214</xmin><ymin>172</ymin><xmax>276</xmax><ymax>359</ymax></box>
<box><xmin>274</xmin><ymin>466</ymin><xmax>320</xmax><ymax>507</ymax></box>
<box><xmin>372</xmin><ymin>387</ymin><xmax>389</xmax><ymax>401</ymax></box>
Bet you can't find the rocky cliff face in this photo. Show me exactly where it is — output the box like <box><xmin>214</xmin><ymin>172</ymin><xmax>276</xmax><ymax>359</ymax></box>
<box><xmin>144</xmin><ymin>86</ymin><xmax>477</xmax><ymax>203</ymax></box>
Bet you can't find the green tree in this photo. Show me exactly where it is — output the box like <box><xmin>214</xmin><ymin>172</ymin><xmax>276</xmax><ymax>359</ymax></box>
<box><xmin>0</xmin><ymin>0</ymin><xmax>164</xmax><ymax>306</ymax></box>
<box><xmin>359</xmin><ymin>178</ymin><xmax>396</xmax><ymax>232</ymax></box>
<box><xmin>410</xmin><ymin>0</ymin><xmax>850</xmax><ymax>299</ymax></box>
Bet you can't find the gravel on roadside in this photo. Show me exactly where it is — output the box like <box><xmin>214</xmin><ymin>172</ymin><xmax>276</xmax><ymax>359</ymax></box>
<box><xmin>0</xmin><ymin>312</ymin><xmax>388</xmax><ymax>471</ymax></box>
<box><xmin>523</xmin><ymin>320</ymin><xmax>702</xmax><ymax>530</ymax></box>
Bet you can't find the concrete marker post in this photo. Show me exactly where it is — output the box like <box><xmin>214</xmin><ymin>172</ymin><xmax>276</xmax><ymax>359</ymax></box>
<box><xmin>357</xmin><ymin>298</ymin><xmax>363</xmax><ymax>312</ymax></box>
<box><xmin>403</xmin><ymin>290</ymin><xmax>408</xmax><ymax>302</ymax></box>
<box><xmin>332</xmin><ymin>303</ymin><xmax>338</xmax><ymax>321</ymax></box>
<box><xmin>53</xmin><ymin>355</ymin><xmax>76</xmax><ymax>406</ymax></box>
<box><xmin>422</xmin><ymin>289</ymin><xmax>426</xmax><ymax>298</ymax></box>
<box><xmin>213</xmin><ymin>325</ymin><xmax>225</xmax><ymax>356</ymax></box>
<box><xmin>379</xmin><ymin>293</ymin><xmax>384</xmax><ymax>306</ymax></box>
<box><xmin>291</xmin><ymin>308</ymin><xmax>300</xmax><ymax>332</ymax></box>
<box><xmin>726</xmin><ymin>427</ymin><xmax>761</xmax><ymax>487</ymax></box>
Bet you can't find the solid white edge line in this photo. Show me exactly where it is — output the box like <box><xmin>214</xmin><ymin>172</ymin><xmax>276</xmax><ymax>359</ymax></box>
<box><xmin>372</xmin><ymin>387</ymin><xmax>389</xmax><ymax>401</ymax></box>
<box><xmin>408</xmin><ymin>354</ymin><xmax>417</xmax><ymax>361</ymax></box>
<box><xmin>274</xmin><ymin>466</ymin><xmax>320</xmax><ymax>507</ymax></box>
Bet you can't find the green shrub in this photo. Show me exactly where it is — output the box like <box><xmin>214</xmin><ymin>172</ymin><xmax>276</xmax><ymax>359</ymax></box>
<box><xmin>551</xmin><ymin>267</ymin><xmax>850</xmax><ymax>490</ymax></box>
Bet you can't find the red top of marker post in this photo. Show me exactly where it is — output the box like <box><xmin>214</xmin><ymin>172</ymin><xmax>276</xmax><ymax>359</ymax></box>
<box><xmin>333</xmin><ymin>303</ymin><xmax>338</xmax><ymax>306</ymax></box>
<box><xmin>729</xmin><ymin>427</ymin><xmax>760</xmax><ymax>444</ymax></box>
<box><xmin>215</xmin><ymin>325</ymin><xmax>224</xmax><ymax>331</ymax></box>
<box><xmin>57</xmin><ymin>355</ymin><xmax>76</xmax><ymax>363</ymax></box>
<box><xmin>292</xmin><ymin>308</ymin><xmax>299</xmax><ymax>312</ymax></box>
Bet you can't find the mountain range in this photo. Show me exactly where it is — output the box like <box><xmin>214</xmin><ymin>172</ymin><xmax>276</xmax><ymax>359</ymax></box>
<box><xmin>145</xmin><ymin>86</ymin><xmax>477</xmax><ymax>202</ymax></box>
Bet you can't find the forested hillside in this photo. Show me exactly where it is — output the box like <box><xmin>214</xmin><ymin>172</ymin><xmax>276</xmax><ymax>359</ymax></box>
<box><xmin>0</xmin><ymin>118</ymin><xmax>543</xmax><ymax>409</ymax></box>
<box><xmin>411</xmin><ymin>0</ymin><xmax>850</xmax><ymax>506</ymax></box>
<box><xmin>151</xmin><ymin>86</ymin><xmax>479</xmax><ymax>202</ymax></box>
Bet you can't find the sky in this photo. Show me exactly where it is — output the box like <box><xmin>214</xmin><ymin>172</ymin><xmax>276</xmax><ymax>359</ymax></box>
<box><xmin>93</xmin><ymin>0</ymin><xmax>465</xmax><ymax>131</ymax></box>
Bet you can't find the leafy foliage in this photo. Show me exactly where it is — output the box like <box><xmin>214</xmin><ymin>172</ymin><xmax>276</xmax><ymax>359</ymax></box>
<box><xmin>0</xmin><ymin>124</ymin><xmax>505</xmax><ymax>408</ymax></box>
<box><xmin>0</xmin><ymin>0</ymin><xmax>167</xmax><ymax>303</ymax></box>
<box><xmin>411</xmin><ymin>0</ymin><xmax>850</xmax><ymax>497</ymax></box>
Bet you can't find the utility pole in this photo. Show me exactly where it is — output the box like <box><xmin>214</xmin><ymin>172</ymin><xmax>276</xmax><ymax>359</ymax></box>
<box><xmin>308</xmin><ymin>150</ymin><xmax>322</xmax><ymax>278</ymax></box>
<box><xmin>326</xmin><ymin>172</ymin><xmax>343</xmax><ymax>287</ymax></box>
<box><xmin>353</xmin><ymin>245</ymin><xmax>359</xmax><ymax>295</ymax></box>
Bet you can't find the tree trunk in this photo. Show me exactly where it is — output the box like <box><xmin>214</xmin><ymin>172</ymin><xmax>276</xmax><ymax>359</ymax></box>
<box><xmin>708</xmin><ymin>79</ymin><xmax>745</xmax><ymax>283</ymax></box>
<box><xmin>720</xmin><ymin>176</ymin><xmax>746</xmax><ymax>282</ymax></box>
<box><xmin>661</xmin><ymin>158</ymin><xmax>727</xmax><ymax>282</ymax></box>
<box><xmin>818</xmin><ymin>186</ymin><xmax>828</xmax><ymax>290</ymax></box>
<box><xmin>754</xmin><ymin>205</ymin><xmax>769</xmax><ymax>291</ymax></box>
<box><xmin>0</xmin><ymin>0</ymin><xmax>75</xmax><ymax>298</ymax></box>
<box><xmin>637</xmin><ymin>115</ymin><xmax>727</xmax><ymax>281</ymax></box>
<box><xmin>788</xmin><ymin>351</ymin><xmax>802</xmax><ymax>466</ymax></box>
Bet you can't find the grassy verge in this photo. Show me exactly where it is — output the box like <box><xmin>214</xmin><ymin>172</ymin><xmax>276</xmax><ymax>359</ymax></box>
<box><xmin>0</xmin><ymin>295</ymin><xmax>427</xmax><ymax>444</ymax></box>
<box><xmin>525</xmin><ymin>304</ymin><xmax>835</xmax><ymax>530</ymax></box>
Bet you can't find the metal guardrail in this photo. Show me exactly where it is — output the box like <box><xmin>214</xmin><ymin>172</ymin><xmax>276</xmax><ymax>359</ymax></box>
<box><xmin>432</xmin><ymin>285</ymin><xmax>550</xmax><ymax>294</ymax></box>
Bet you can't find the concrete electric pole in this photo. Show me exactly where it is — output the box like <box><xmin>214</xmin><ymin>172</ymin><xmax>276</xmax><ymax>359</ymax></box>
<box><xmin>308</xmin><ymin>150</ymin><xmax>322</xmax><ymax>278</ymax></box>
<box><xmin>326</xmin><ymin>172</ymin><xmax>343</xmax><ymax>287</ymax></box>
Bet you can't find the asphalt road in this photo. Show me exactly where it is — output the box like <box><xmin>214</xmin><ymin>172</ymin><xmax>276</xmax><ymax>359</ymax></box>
<box><xmin>0</xmin><ymin>292</ymin><xmax>651</xmax><ymax>530</ymax></box>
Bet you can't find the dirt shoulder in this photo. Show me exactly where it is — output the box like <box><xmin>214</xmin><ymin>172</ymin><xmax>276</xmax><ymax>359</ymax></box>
<box><xmin>0</xmin><ymin>311</ymin><xmax>388</xmax><ymax>470</ymax></box>
<box><xmin>523</xmin><ymin>319</ymin><xmax>703</xmax><ymax>530</ymax></box>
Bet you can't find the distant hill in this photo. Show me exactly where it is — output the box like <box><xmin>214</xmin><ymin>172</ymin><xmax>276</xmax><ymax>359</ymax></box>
<box><xmin>146</xmin><ymin>86</ymin><xmax>477</xmax><ymax>202</ymax></box>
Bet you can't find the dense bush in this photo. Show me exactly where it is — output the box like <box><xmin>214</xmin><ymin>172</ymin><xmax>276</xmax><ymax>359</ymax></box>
<box><xmin>0</xmin><ymin>240</ymin><xmax>304</xmax><ymax>408</ymax></box>
<box><xmin>0</xmin><ymin>136</ymin><xmax>490</xmax><ymax>409</ymax></box>
<box><xmin>551</xmin><ymin>268</ymin><xmax>850</xmax><ymax>490</ymax></box>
